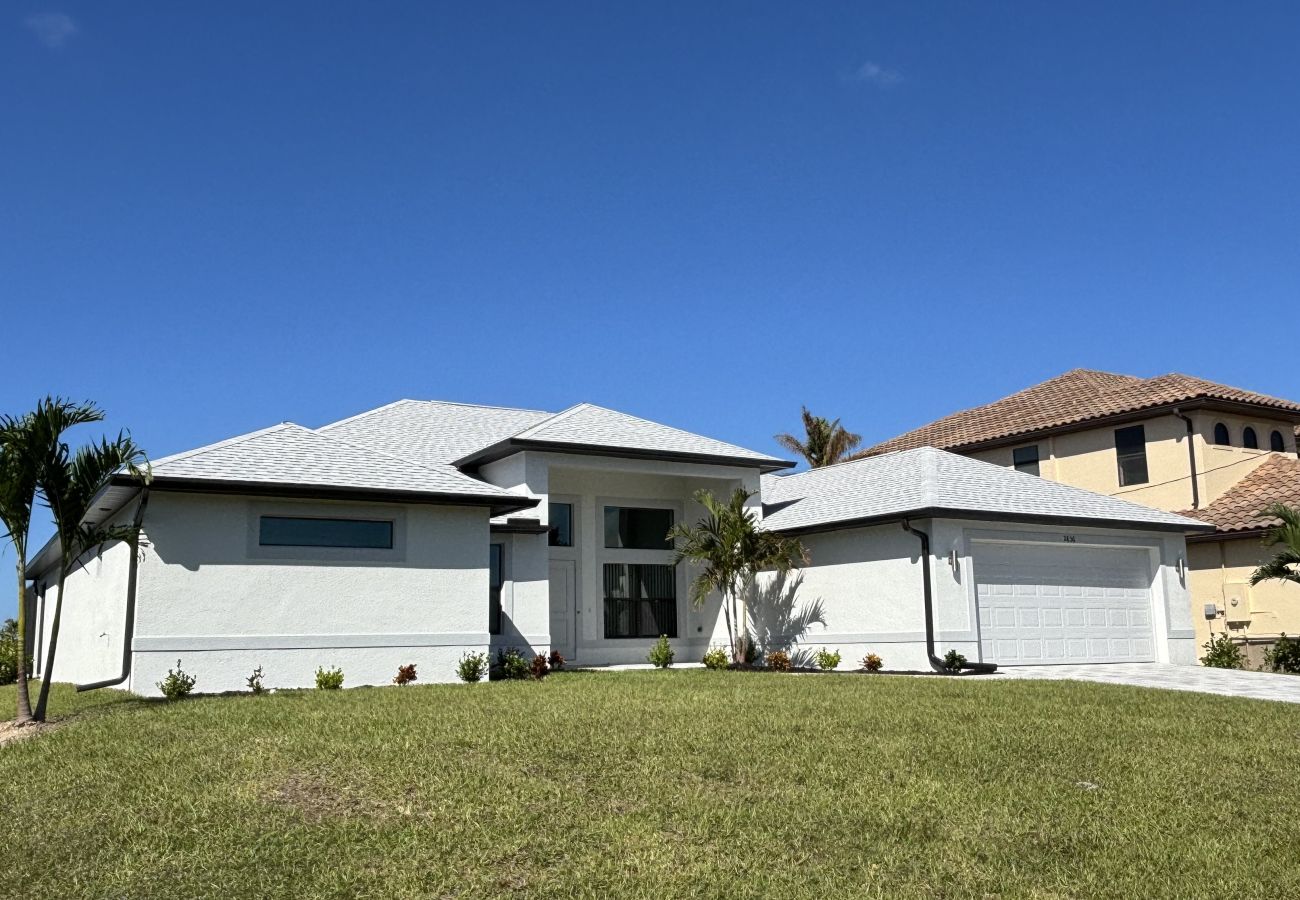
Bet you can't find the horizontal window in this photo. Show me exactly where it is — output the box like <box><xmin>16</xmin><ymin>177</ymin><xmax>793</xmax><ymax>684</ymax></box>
<box><xmin>1012</xmin><ymin>445</ymin><xmax>1040</xmax><ymax>476</ymax></box>
<box><xmin>604</xmin><ymin>506</ymin><xmax>674</xmax><ymax>550</ymax></box>
<box><xmin>258</xmin><ymin>516</ymin><xmax>393</xmax><ymax>549</ymax></box>
<box><xmin>603</xmin><ymin>563</ymin><xmax>677</xmax><ymax>638</ymax></box>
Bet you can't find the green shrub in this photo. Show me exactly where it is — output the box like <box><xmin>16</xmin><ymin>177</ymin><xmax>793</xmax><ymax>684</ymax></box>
<box><xmin>1200</xmin><ymin>633</ymin><xmax>1246</xmax><ymax>669</ymax></box>
<box><xmin>494</xmin><ymin>648</ymin><xmax>529</xmax><ymax>681</ymax></box>
<box><xmin>814</xmin><ymin>647</ymin><xmax>841</xmax><ymax>671</ymax></box>
<box><xmin>530</xmin><ymin>654</ymin><xmax>550</xmax><ymax>680</ymax></box>
<box><xmin>393</xmin><ymin>663</ymin><xmax>418</xmax><ymax>686</ymax></box>
<box><xmin>1264</xmin><ymin>634</ymin><xmax>1300</xmax><ymax>674</ymax></box>
<box><xmin>0</xmin><ymin>618</ymin><xmax>26</xmax><ymax>687</ymax></box>
<box><xmin>702</xmin><ymin>647</ymin><xmax>729</xmax><ymax>670</ymax></box>
<box><xmin>246</xmin><ymin>666</ymin><xmax>267</xmax><ymax>695</ymax></box>
<box><xmin>457</xmin><ymin>651</ymin><xmax>488</xmax><ymax>683</ymax></box>
<box><xmin>766</xmin><ymin>650</ymin><xmax>791</xmax><ymax>672</ymax></box>
<box><xmin>862</xmin><ymin>653</ymin><xmax>883</xmax><ymax>673</ymax></box>
<box><xmin>942</xmin><ymin>650</ymin><xmax>966</xmax><ymax>673</ymax></box>
<box><xmin>648</xmin><ymin>635</ymin><xmax>675</xmax><ymax>668</ymax></box>
<box><xmin>157</xmin><ymin>659</ymin><xmax>196</xmax><ymax>700</ymax></box>
<box><xmin>315</xmin><ymin>666</ymin><xmax>345</xmax><ymax>690</ymax></box>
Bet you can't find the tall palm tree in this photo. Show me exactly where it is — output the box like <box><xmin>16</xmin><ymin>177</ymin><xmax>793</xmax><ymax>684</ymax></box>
<box><xmin>0</xmin><ymin>416</ymin><xmax>42</xmax><ymax>723</ymax></box>
<box><xmin>30</xmin><ymin>400</ymin><xmax>148</xmax><ymax>722</ymax></box>
<box><xmin>669</xmin><ymin>488</ymin><xmax>807</xmax><ymax>662</ymax></box>
<box><xmin>774</xmin><ymin>407</ymin><xmax>862</xmax><ymax>469</ymax></box>
<box><xmin>1251</xmin><ymin>503</ymin><xmax>1300</xmax><ymax>588</ymax></box>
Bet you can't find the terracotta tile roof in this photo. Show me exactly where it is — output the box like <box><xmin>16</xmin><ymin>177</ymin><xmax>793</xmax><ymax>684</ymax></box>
<box><xmin>863</xmin><ymin>369</ymin><xmax>1300</xmax><ymax>456</ymax></box>
<box><xmin>1178</xmin><ymin>455</ymin><xmax>1300</xmax><ymax>534</ymax></box>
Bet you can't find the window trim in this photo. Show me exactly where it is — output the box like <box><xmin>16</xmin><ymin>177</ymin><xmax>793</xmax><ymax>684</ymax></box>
<box><xmin>1114</xmin><ymin>424</ymin><xmax>1149</xmax><ymax>487</ymax></box>
<box><xmin>1243</xmin><ymin>427</ymin><xmax>1259</xmax><ymax>450</ymax></box>
<box><xmin>257</xmin><ymin>515</ymin><xmax>394</xmax><ymax>549</ymax></box>
<box><xmin>1012</xmin><ymin>445</ymin><xmax>1040</xmax><ymax>477</ymax></box>
<box><xmin>246</xmin><ymin>501</ymin><xmax>407</xmax><ymax>563</ymax></box>
<box><xmin>596</xmin><ymin>496</ymin><xmax>683</xmax><ymax>643</ymax></box>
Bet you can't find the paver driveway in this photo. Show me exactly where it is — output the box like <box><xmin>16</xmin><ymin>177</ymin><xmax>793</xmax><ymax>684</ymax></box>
<box><xmin>992</xmin><ymin>662</ymin><xmax>1300</xmax><ymax>704</ymax></box>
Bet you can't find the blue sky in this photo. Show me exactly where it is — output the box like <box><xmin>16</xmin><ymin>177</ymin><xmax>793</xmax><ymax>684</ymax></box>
<box><xmin>3</xmin><ymin>2</ymin><xmax>1299</xmax><ymax>566</ymax></box>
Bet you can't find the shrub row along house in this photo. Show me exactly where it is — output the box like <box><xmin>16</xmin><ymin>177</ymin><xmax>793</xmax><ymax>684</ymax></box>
<box><xmin>25</xmin><ymin>397</ymin><xmax>1208</xmax><ymax>695</ymax></box>
<box><xmin>860</xmin><ymin>369</ymin><xmax>1300</xmax><ymax>666</ymax></box>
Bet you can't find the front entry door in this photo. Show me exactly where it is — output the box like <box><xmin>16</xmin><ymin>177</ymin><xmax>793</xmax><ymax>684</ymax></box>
<box><xmin>549</xmin><ymin>559</ymin><xmax>577</xmax><ymax>661</ymax></box>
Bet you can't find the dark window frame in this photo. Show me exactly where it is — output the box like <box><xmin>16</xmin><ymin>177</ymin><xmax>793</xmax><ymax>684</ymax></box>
<box><xmin>1243</xmin><ymin>427</ymin><xmax>1259</xmax><ymax>450</ymax></box>
<box><xmin>258</xmin><ymin>516</ymin><xmax>394</xmax><ymax>549</ymax></box>
<box><xmin>603</xmin><ymin>505</ymin><xmax>675</xmax><ymax>551</ymax></box>
<box><xmin>602</xmin><ymin>562</ymin><xmax>678</xmax><ymax>639</ymax></box>
<box><xmin>1271</xmin><ymin>430</ymin><xmax>1287</xmax><ymax>453</ymax></box>
<box><xmin>489</xmin><ymin>543</ymin><xmax>504</xmax><ymax>635</ymax></box>
<box><xmin>1114</xmin><ymin>424</ymin><xmax>1149</xmax><ymax>487</ymax></box>
<box><xmin>1213</xmin><ymin>423</ymin><xmax>1231</xmax><ymax>446</ymax></box>
<box><xmin>1012</xmin><ymin>445</ymin><xmax>1040</xmax><ymax>476</ymax></box>
<box><xmin>548</xmin><ymin>502</ymin><xmax>573</xmax><ymax>547</ymax></box>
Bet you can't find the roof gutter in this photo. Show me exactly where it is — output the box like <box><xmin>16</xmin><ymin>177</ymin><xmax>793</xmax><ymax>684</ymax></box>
<box><xmin>77</xmin><ymin>488</ymin><xmax>149</xmax><ymax>693</ymax></box>
<box><xmin>1172</xmin><ymin>407</ymin><xmax>1200</xmax><ymax>510</ymax></box>
<box><xmin>901</xmin><ymin>519</ymin><xmax>996</xmax><ymax>675</ymax></box>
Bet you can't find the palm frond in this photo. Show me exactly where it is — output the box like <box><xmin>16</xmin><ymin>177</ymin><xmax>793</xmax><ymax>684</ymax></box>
<box><xmin>1251</xmin><ymin>503</ymin><xmax>1300</xmax><ymax>587</ymax></box>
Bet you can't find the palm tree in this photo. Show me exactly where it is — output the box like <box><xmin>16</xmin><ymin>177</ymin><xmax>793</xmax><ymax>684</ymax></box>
<box><xmin>668</xmin><ymin>487</ymin><xmax>807</xmax><ymax>662</ymax></box>
<box><xmin>0</xmin><ymin>416</ymin><xmax>42</xmax><ymax>723</ymax></box>
<box><xmin>774</xmin><ymin>407</ymin><xmax>862</xmax><ymax>469</ymax></box>
<box><xmin>1250</xmin><ymin>503</ymin><xmax>1300</xmax><ymax>588</ymax></box>
<box><xmin>29</xmin><ymin>400</ymin><xmax>148</xmax><ymax>722</ymax></box>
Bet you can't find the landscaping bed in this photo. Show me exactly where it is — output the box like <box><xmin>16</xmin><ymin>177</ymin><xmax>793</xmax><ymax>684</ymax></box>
<box><xmin>2</xmin><ymin>671</ymin><xmax>1298</xmax><ymax>898</ymax></box>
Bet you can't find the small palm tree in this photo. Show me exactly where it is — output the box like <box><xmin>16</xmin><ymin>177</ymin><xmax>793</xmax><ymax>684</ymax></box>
<box><xmin>0</xmin><ymin>417</ymin><xmax>43</xmax><ymax>723</ymax></box>
<box><xmin>774</xmin><ymin>407</ymin><xmax>862</xmax><ymax>469</ymax></box>
<box><xmin>29</xmin><ymin>400</ymin><xmax>148</xmax><ymax>722</ymax></box>
<box><xmin>1250</xmin><ymin>503</ymin><xmax>1300</xmax><ymax>588</ymax></box>
<box><xmin>668</xmin><ymin>488</ymin><xmax>807</xmax><ymax>662</ymax></box>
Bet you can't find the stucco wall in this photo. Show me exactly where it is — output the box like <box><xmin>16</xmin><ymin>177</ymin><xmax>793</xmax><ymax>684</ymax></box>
<box><xmin>129</xmin><ymin>492</ymin><xmax>493</xmax><ymax>694</ymax></box>
<box><xmin>1187</xmin><ymin>536</ymin><xmax>1300</xmax><ymax>657</ymax></box>
<box><xmin>30</xmin><ymin>498</ymin><xmax>140</xmax><ymax>687</ymax></box>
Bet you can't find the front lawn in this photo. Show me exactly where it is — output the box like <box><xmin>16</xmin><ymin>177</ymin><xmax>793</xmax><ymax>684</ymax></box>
<box><xmin>2</xmin><ymin>672</ymin><xmax>1298</xmax><ymax>898</ymax></box>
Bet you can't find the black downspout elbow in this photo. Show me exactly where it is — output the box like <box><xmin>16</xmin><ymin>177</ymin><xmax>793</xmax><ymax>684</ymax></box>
<box><xmin>1173</xmin><ymin>408</ymin><xmax>1200</xmax><ymax>510</ymax></box>
<box><xmin>77</xmin><ymin>488</ymin><xmax>149</xmax><ymax>693</ymax></box>
<box><xmin>902</xmin><ymin>519</ymin><xmax>996</xmax><ymax>675</ymax></box>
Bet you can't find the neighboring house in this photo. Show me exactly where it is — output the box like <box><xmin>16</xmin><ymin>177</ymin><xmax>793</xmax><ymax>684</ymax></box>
<box><xmin>27</xmin><ymin>396</ymin><xmax>1207</xmax><ymax>695</ymax></box>
<box><xmin>862</xmin><ymin>369</ymin><xmax>1300</xmax><ymax>660</ymax></box>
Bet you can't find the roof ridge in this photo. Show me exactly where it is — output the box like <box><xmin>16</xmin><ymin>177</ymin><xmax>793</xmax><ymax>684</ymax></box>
<box><xmin>305</xmin><ymin>425</ymin><xmax>518</xmax><ymax>495</ymax></box>
<box><xmin>510</xmin><ymin>402</ymin><xmax>591</xmax><ymax>439</ymax></box>
<box><xmin>151</xmin><ymin>422</ymin><xmax>298</xmax><ymax>468</ymax></box>
<box><xmin>316</xmin><ymin>399</ymin><xmax>423</xmax><ymax>432</ymax></box>
<box><xmin>420</xmin><ymin>398</ymin><xmax>553</xmax><ymax>415</ymax></box>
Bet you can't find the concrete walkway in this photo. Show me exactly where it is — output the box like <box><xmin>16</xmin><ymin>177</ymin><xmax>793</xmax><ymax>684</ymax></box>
<box><xmin>991</xmin><ymin>663</ymin><xmax>1300</xmax><ymax>704</ymax></box>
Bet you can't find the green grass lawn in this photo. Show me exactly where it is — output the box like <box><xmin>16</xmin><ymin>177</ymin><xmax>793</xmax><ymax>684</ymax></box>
<box><xmin>2</xmin><ymin>671</ymin><xmax>1298</xmax><ymax>898</ymax></box>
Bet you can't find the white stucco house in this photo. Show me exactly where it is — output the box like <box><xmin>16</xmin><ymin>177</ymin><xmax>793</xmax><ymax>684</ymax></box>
<box><xmin>25</xmin><ymin>399</ymin><xmax>1212</xmax><ymax>696</ymax></box>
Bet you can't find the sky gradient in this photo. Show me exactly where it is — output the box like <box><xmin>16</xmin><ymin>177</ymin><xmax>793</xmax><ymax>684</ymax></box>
<box><xmin>3</xmin><ymin>2</ymin><xmax>1299</xmax><ymax>566</ymax></box>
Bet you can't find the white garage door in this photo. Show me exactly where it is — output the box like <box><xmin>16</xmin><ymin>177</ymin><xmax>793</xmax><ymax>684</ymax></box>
<box><xmin>974</xmin><ymin>541</ymin><xmax>1156</xmax><ymax>665</ymax></box>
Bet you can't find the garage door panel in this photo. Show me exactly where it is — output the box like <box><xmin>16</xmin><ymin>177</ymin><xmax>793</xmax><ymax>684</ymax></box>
<box><xmin>975</xmin><ymin>542</ymin><xmax>1156</xmax><ymax>666</ymax></box>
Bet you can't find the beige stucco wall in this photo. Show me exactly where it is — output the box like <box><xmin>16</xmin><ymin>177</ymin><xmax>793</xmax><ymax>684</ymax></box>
<box><xmin>1187</xmin><ymin>537</ymin><xmax>1300</xmax><ymax>658</ymax></box>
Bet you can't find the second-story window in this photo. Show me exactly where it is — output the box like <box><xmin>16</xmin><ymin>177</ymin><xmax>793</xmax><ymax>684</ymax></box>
<box><xmin>1115</xmin><ymin>425</ymin><xmax>1149</xmax><ymax>486</ymax></box>
<box><xmin>1012</xmin><ymin>445</ymin><xmax>1040</xmax><ymax>476</ymax></box>
<box><xmin>1243</xmin><ymin>427</ymin><xmax>1259</xmax><ymax>449</ymax></box>
<box><xmin>1213</xmin><ymin>423</ymin><xmax>1231</xmax><ymax>446</ymax></box>
<box><xmin>1271</xmin><ymin>430</ymin><xmax>1286</xmax><ymax>453</ymax></box>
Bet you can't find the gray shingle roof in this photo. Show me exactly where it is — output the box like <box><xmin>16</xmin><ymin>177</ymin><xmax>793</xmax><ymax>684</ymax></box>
<box><xmin>760</xmin><ymin>447</ymin><xmax>1211</xmax><ymax>534</ymax></box>
<box><xmin>149</xmin><ymin>423</ymin><xmax>534</xmax><ymax>509</ymax></box>
<box><xmin>319</xmin><ymin>400</ymin><xmax>552</xmax><ymax>464</ymax></box>
<box><xmin>322</xmin><ymin>399</ymin><xmax>788</xmax><ymax>470</ymax></box>
<box><xmin>495</xmin><ymin>403</ymin><xmax>788</xmax><ymax>468</ymax></box>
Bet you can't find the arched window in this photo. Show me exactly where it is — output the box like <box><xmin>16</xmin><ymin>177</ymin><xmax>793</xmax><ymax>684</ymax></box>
<box><xmin>1243</xmin><ymin>427</ymin><xmax>1259</xmax><ymax>449</ymax></box>
<box><xmin>1213</xmin><ymin>423</ymin><xmax>1230</xmax><ymax>446</ymax></box>
<box><xmin>1271</xmin><ymin>430</ymin><xmax>1286</xmax><ymax>453</ymax></box>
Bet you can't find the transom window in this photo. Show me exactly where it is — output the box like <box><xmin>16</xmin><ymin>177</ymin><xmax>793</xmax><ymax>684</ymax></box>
<box><xmin>548</xmin><ymin>502</ymin><xmax>573</xmax><ymax>547</ymax></box>
<box><xmin>603</xmin><ymin>563</ymin><xmax>677</xmax><ymax>638</ymax></box>
<box><xmin>1114</xmin><ymin>425</ymin><xmax>1149</xmax><ymax>487</ymax></box>
<box><xmin>1213</xmin><ymin>423</ymin><xmax>1231</xmax><ymax>446</ymax></box>
<box><xmin>1012</xmin><ymin>445</ymin><xmax>1040</xmax><ymax>476</ymax></box>
<box><xmin>1243</xmin><ymin>427</ymin><xmax>1259</xmax><ymax>450</ymax></box>
<box><xmin>258</xmin><ymin>516</ymin><xmax>393</xmax><ymax>549</ymax></box>
<box><xmin>1272</xmin><ymin>430</ymin><xmax>1286</xmax><ymax>453</ymax></box>
<box><xmin>489</xmin><ymin>544</ymin><xmax>504</xmax><ymax>635</ymax></box>
<box><xmin>604</xmin><ymin>506</ymin><xmax>674</xmax><ymax>550</ymax></box>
